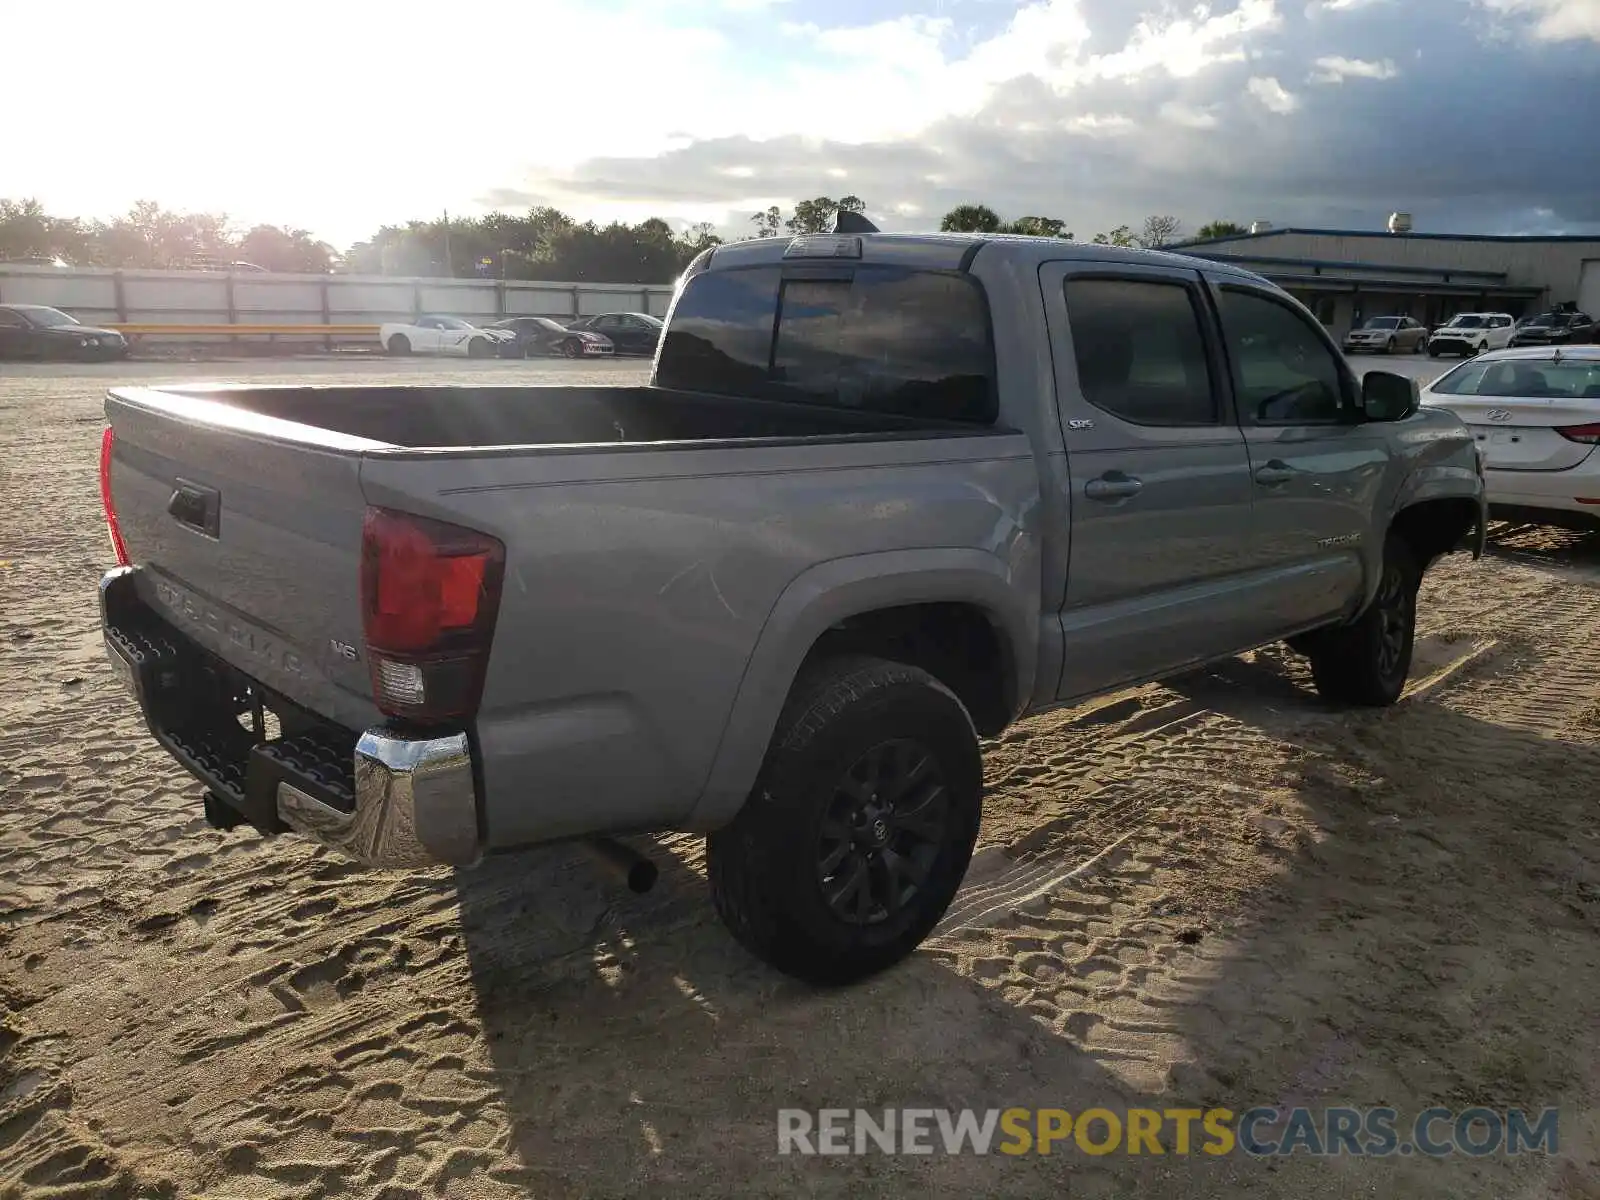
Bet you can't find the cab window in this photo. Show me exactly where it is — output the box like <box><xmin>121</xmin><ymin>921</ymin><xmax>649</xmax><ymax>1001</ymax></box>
<box><xmin>1216</xmin><ymin>287</ymin><xmax>1351</xmax><ymax>425</ymax></box>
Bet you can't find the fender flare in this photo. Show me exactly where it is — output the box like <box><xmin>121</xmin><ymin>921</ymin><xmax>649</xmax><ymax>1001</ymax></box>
<box><xmin>684</xmin><ymin>548</ymin><xmax>1036</xmax><ymax>830</ymax></box>
<box><xmin>1389</xmin><ymin>467</ymin><xmax>1488</xmax><ymax>556</ymax></box>
<box><xmin>1358</xmin><ymin>469</ymin><xmax>1487</xmax><ymax>614</ymax></box>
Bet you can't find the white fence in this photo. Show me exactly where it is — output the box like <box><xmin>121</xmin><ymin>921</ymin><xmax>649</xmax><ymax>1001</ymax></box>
<box><xmin>0</xmin><ymin>263</ymin><xmax>677</xmax><ymax>329</ymax></box>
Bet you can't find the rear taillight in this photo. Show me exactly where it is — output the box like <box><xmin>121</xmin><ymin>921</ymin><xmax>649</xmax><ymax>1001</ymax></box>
<box><xmin>99</xmin><ymin>426</ymin><xmax>130</xmax><ymax>567</ymax></box>
<box><xmin>1556</xmin><ymin>423</ymin><xmax>1600</xmax><ymax>445</ymax></box>
<box><xmin>359</xmin><ymin>506</ymin><xmax>505</xmax><ymax>723</ymax></box>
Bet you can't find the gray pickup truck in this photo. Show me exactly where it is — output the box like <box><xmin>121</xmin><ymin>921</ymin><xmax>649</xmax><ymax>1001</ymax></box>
<box><xmin>97</xmin><ymin>222</ymin><xmax>1487</xmax><ymax>985</ymax></box>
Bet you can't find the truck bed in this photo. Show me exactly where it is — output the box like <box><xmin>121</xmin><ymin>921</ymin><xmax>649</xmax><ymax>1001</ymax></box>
<box><xmin>143</xmin><ymin>384</ymin><xmax>977</xmax><ymax>450</ymax></box>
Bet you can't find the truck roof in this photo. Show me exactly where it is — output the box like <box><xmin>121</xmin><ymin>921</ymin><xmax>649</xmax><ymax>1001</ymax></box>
<box><xmin>704</xmin><ymin>231</ymin><xmax>1272</xmax><ymax>285</ymax></box>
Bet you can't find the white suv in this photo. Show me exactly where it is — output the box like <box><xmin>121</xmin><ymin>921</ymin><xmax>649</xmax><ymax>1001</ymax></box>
<box><xmin>1428</xmin><ymin>312</ymin><xmax>1516</xmax><ymax>358</ymax></box>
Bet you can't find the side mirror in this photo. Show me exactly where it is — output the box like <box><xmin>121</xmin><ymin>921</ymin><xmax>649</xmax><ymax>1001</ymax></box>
<box><xmin>1361</xmin><ymin>370</ymin><xmax>1420</xmax><ymax>422</ymax></box>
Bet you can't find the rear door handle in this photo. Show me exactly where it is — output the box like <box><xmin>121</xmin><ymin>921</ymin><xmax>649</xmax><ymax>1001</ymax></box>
<box><xmin>1084</xmin><ymin>473</ymin><xmax>1143</xmax><ymax>501</ymax></box>
<box><xmin>1254</xmin><ymin>460</ymin><xmax>1296</xmax><ymax>486</ymax></box>
<box><xmin>167</xmin><ymin>479</ymin><xmax>221</xmax><ymax>538</ymax></box>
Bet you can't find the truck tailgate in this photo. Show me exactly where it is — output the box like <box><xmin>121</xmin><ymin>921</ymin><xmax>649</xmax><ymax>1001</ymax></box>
<box><xmin>106</xmin><ymin>389</ymin><xmax>379</xmax><ymax>730</ymax></box>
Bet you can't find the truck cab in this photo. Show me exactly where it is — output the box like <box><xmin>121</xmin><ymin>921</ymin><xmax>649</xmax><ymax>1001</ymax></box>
<box><xmin>666</xmin><ymin>231</ymin><xmax>1483</xmax><ymax>708</ymax></box>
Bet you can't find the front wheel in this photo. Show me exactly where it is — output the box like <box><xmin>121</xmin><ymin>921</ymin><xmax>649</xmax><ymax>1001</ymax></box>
<box><xmin>561</xmin><ymin>339</ymin><xmax>582</xmax><ymax>359</ymax></box>
<box><xmin>1476</xmin><ymin>341</ymin><xmax>1488</xmax><ymax>355</ymax></box>
<box><xmin>1385</xmin><ymin>337</ymin><xmax>1397</xmax><ymax>355</ymax></box>
<box><xmin>707</xmin><ymin>656</ymin><xmax>983</xmax><ymax>986</ymax></box>
<box><xmin>1428</xmin><ymin>343</ymin><xmax>1440</xmax><ymax>358</ymax></box>
<box><xmin>1306</xmin><ymin>538</ymin><xmax>1420</xmax><ymax>707</ymax></box>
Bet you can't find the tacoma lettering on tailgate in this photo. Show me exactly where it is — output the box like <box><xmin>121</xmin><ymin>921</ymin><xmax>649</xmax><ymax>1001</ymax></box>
<box><xmin>153</xmin><ymin>578</ymin><xmax>306</xmax><ymax>679</ymax></box>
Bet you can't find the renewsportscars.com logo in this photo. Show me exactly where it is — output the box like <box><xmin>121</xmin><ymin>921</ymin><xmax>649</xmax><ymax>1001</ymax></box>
<box><xmin>777</xmin><ymin>1106</ymin><xmax>1560</xmax><ymax>1158</ymax></box>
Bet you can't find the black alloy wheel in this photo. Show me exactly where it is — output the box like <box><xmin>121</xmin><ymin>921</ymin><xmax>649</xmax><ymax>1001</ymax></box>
<box><xmin>816</xmin><ymin>738</ymin><xmax>950</xmax><ymax>926</ymax></box>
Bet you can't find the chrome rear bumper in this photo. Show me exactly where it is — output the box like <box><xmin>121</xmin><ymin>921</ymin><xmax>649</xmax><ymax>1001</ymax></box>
<box><xmin>276</xmin><ymin>731</ymin><xmax>481</xmax><ymax>868</ymax></box>
<box><xmin>100</xmin><ymin>566</ymin><xmax>482</xmax><ymax>870</ymax></box>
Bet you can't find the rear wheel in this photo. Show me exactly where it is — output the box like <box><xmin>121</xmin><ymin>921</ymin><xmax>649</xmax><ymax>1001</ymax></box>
<box><xmin>707</xmin><ymin>656</ymin><xmax>983</xmax><ymax>986</ymax></box>
<box><xmin>1305</xmin><ymin>538</ymin><xmax>1420</xmax><ymax>707</ymax></box>
<box><xmin>386</xmin><ymin>334</ymin><xmax>410</xmax><ymax>356</ymax></box>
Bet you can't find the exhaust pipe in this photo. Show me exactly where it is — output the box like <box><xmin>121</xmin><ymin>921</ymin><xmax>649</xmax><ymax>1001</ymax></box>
<box><xmin>583</xmin><ymin>837</ymin><xmax>658</xmax><ymax>894</ymax></box>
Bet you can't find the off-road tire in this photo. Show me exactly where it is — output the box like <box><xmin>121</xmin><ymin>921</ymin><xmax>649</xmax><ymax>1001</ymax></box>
<box><xmin>1306</xmin><ymin>538</ymin><xmax>1421</xmax><ymax>707</ymax></box>
<box><xmin>386</xmin><ymin>333</ymin><xmax>410</xmax><ymax>356</ymax></box>
<box><xmin>707</xmin><ymin>656</ymin><xmax>983</xmax><ymax>986</ymax></box>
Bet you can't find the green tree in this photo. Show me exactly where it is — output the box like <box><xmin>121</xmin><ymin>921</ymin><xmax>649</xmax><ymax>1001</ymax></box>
<box><xmin>0</xmin><ymin>198</ymin><xmax>54</xmax><ymax>260</ymax></box>
<box><xmin>1195</xmin><ymin>220</ymin><xmax>1248</xmax><ymax>240</ymax></box>
<box><xmin>750</xmin><ymin>206</ymin><xmax>782</xmax><ymax>238</ymax></box>
<box><xmin>1091</xmin><ymin>225</ymin><xmax>1136</xmax><ymax>247</ymax></box>
<box><xmin>940</xmin><ymin>206</ymin><xmax>1072</xmax><ymax>238</ymax></box>
<box><xmin>125</xmin><ymin>201</ymin><xmax>234</xmax><ymax>266</ymax></box>
<box><xmin>1</xmin><ymin>198</ymin><xmax>730</xmax><ymax>284</ymax></box>
<box><xmin>343</xmin><ymin>219</ymin><xmax>443</xmax><ymax>276</ymax></box>
<box><xmin>940</xmin><ymin>204</ymin><xmax>1003</xmax><ymax>233</ymax></box>
<box><xmin>75</xmin><ymin>201</ymin><xmax>237</xmax><ymax>268</ymax></box>
<box><xmin>237</xmin><ymin>225</ymin><xmax>336</xmax><ymax>273</ymax></box>
<box><xmin>1135</xmin><ymin>215</ymin><xmax>1183</xmax><ymax>249</ymax></box>
<box><xmin>786</xmin><ymin>195</ymin><xmax>866</xmax><ymax>235</ymax></box>
<box><xmin>1004</xmin><ymin>216</ymin><xmax>1072</xmax><ymax>239</ymax></box>
<box><xmin>677</xmin><ymin>222</ymin><xmax>722</xmax><ymax>256</ymax></box>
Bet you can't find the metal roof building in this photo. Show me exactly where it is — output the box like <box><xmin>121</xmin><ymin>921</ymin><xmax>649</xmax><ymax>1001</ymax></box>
<box><xmin>1169</xmin><ymin>225</ymin><xmax>1600</xmax><ymax>339</ymax></box>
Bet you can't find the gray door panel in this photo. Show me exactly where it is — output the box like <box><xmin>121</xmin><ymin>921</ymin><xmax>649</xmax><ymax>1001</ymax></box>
<box><xmin>1040</xmin><ymin>261</ymin><xmax>1259</xmax><ymax>699</ymax></box>
<box><xmin>1242</xmin><ymin>427</ymin><xmax>1383</xmax><ymax>624</ymax></box>
<box><xmin>1059</xmin><ymin>554</ymin><xmax>1356</xmax><ymax>690</ymax></box>
<box><xmin>1207</xmin><ymin>278</ymin><xmax>1386</xmax><ymax>631</ymax></box>
<box><xmin>1064</xmin><ymin>442</ymin><xmax>1258</xmax><ymax>609</ymax></box>
<box><xmin>1058</xmin><ymin>441</ymin><xmax>1263</xmax><ymax>694</ymax></box>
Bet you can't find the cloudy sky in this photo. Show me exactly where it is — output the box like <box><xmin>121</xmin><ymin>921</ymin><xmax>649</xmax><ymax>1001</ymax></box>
<box><xmin>6</xmin><ymin>0</ymin><xmax>1598</xmax><ymax>247</ymax></box>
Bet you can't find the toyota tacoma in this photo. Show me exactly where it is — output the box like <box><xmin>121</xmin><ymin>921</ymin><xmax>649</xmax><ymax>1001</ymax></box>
<box><xmin>97</xmin><ymin>218</ymin><xmax>1487</xmax><ymax>985</ymax></box>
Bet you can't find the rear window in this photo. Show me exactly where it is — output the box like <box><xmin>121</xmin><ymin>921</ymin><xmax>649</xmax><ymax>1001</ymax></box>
<box><xmin>656</xmin><ymin>265</ymin><xmax>996</xmax><ymax>424</ymax></box>
<box><xmin>1430</xmin><ymin>359</ymin><xmax>1600</xmax><ymax>398</ymax></box>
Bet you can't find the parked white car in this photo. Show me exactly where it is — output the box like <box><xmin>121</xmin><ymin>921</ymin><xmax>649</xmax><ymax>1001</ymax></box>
<box><xmin>1428</xmin><ymin>312</ymin><xmax>1517</xmax><ymax>358</ymax></box>
<box><xmin>380</xmin><ymin>315</ymin><xmax>514</xmax><ymax>358</ymax></box>
<box><xmin>1420</xmin><ymin>346</ymin><xmax>1600</xmax><ymax>529</ymax></box>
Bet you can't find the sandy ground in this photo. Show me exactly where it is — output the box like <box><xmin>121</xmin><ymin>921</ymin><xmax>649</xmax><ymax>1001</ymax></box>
<box><xmin>2</xmin><ymin>356</ymin><xmax>1598</xmax><ymax>1199</ymax></box>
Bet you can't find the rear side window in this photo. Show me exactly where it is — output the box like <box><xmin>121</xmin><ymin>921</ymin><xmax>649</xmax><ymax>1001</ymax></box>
<box><xmin>1061</xmin><ymin>278</ymin><xmax>1218</xmax><ymax>426</ymax></box>
<box><xmin>656</xmin><ymin>265</ymin><xmax>996</xmax><ymax>424</ymax></box>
